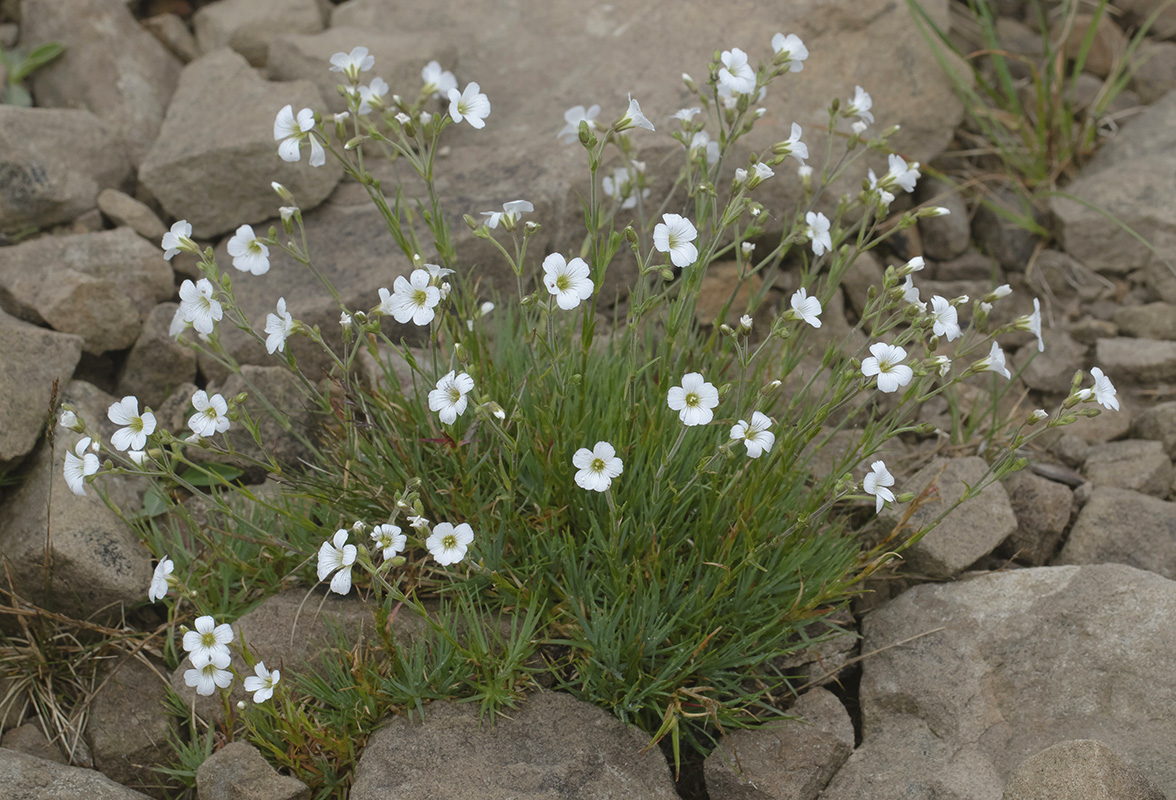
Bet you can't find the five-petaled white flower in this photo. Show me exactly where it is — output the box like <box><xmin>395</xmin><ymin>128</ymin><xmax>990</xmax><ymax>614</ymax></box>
<box><xmin>790</xmin><ymin>288</ymin><xmax>822</xmax><ymax>328</ymax></box>
<box><xmin>1090</xmin><ymin>367</ymin><xmax>1119</xmax><ymax>411</ymax></box>
<box><xmin>804</xmin><ymin>211</ymin><xmax>832</xmax><ymax>257</ymax></box>
<box><xmin>179</xmin><ymin>278</ymin><xmax>223</xmax><ymax>335</ymax></box>
<box><xmin>930</xmin><ymin>354</ymin><xmax>952</xmax><ymax>376</ymax></box>
<box><xmin>481</xmin><ymin>200</ymin><xmax>533</xmax><ymax>230</ymax></box>
<box><xmin>408</xmin><ymin>514</ymin><xmax>429</xmax><ymax>530</ymax></box>
<box><xmin>976</xmin><ymin>341</ymin><xmax>1011</xmax><ymax>379</ymax></box>
<box><xmin>866</xmin><ymin>168</ymin><xmax>895</xmax><ymax>209</ymax></box>
<box><xmin>929</xmin><ymin>296</ymin><xmax>961</xmax><ymax>342</ymax></box>
<box><xmin>884</xmin><ymin>154</ymin><xmax>920</xmax><ymax>193</ymax></box>
<box><xmin>573</xmin><ymin>441</ymin><xmax>623</xmax><ymax>492</ymax></box>
<box><xmin>688</xmin><ymin>131</ymin><xmax>720</xmax><ymax>165</ymax></box>
<box><xmin>617</xmin><ymin>94</ymin><xmax>655</xmax><ymax>132</ymax></box>
<box><xmin>380</xmin><ymin>268</ymin><xmax>441</xmax><ymax>326</ymax></box>
<box><xmin>653</xmin><ymin>213</ymin><xmax>698</xmax><ymax>268</ymax></box>
<box><xmin>777</xmin><ymin>123</ymin><xmax>808</xmax><ymax>165</ymax></box>
<box><xmin>265</xmin><ymin>297</ymin><xmax>295</xmax><ymax>355</ymax></box>
<box><xmin>274</xmin><ymin>105</ymin><xmax>325</xmax><ymax>167</ymax></box>
<box><xmin>184</xmin><ymin>649</ymin><xmax>233</xmax><ymax>696</ymax></box>
<box><xmin>427</xmin><ymin>522</ymin><xmax>475</xmax><ymax>566</ymax></box>
<box><xmin>63</xmin><ymin>436</ymin><xmax>99</xmax><ymax>496</ymax></box>
<box><xmin>543</xmin><ymin>252</ymin><xmax>594</xmax><ymax>310</ymax></box>
<box><xmin>421</xmin><ymin>60</ymin><xmax>457</xmax><ymax>98</ymax></box>
<box><xmin>183</xmin><ymin>615</ymin><xmax>234</xmax><ymax>665</ymax></box>
<box><xmin>107</xmin><ymin>395</ymin><xmax>157</xmax><ymax>452</ymax></box>
<box><xmin>329</xmin><ymin>46</ymin><xmax>374</xmax><ymax>81</ymax></box>
<box><xmin>358</xmin><ymin>77</ymin><xmax>390</xmax><ymax>115</ymax></box>
<box><xmin>448</xmin><ymin>82</ymin><xmax>491</xmax><ymax>128</ymax></box>
<box><xmin>161</xmin><ymin>220</ymin><xmax>195</xmax><ymax>260</ymax></box>
<box><xmin>862</xmin><ymin>342</ymin><xmax>914</xmax><ymax>393</ymax></box>
<box><xmin>730</xmin><ymin>412</ymin><xmax>775</xmax><ymax>458</ymax></box>
<box><xmin>1018</xmin><ymin>298</ymin><xmax>1043</xmax><ymax>353</ymax></box>
<box><xmin>667</xmin><ymin>372</ymin><xmax>720</xmax><ymax>426</ymax></box>
<box><xmin>318</xmin><ymin>530</ymin><xmax>358</xmax><ymax>595</ymax></box>
<box><xmin>719</xmin><ymin>47</ymin><xmax>756</xmax><ymax>95</ymax></box>
<box><xmin>243</xmin><ymin>661</ymin><xmax>280</xmax><ymax>704</ymax></box>
<box><xmin>188</xmin><ymin>390</ymin><xmax>231</xmax><ymax>437</ymax></box>
<box><xmin>148</xmin><ymin>556</ymin><xmax>174</xmax><ymax>603</ymax></box>
<box><xmin>672</xmin><ymin>107</ymin><xmax>701</xmax><ymax>123</ymax></box>
<box><xmin>844</xmin><ymin>85</ymin><xmax>874</xmax><ymax>125</ymax></box>
<box><xmin>429</xmin><ymin>370</ymin><xmax>475</xmax><ymax>424</ymax></box>
<box><xmin>863</xmin><ymin>460</ymin><xmax>895</xmax><ymax>514</ymax></box>
<box><xmin>226</xmin><ymin>224</ymin><xmax>270</xmax><ymax>275</ymax></box>
<box><xmin>771</xmin><ymin>32</ymin><xmax>808</xmax><ymax>71</ymax></box>
<box><xmin>602</xmin><ymin>166</ymin><xmax>647</xmax><ymax>209</ymax></box>
<box><xmin>558</xmin><ymin>104</ymin><xmax>601</xmax><ymax>143</ymax></box>
<box><xmin>371</xmin><ymin>524</ymin><xmax>406</xmax><ymax>560</ymax></box>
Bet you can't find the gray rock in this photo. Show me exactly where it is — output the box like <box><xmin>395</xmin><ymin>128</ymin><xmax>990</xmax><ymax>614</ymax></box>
<box><xmin>196</xmin><ymin>741</ymin><xmax>309</xmax><ymax>800</ymax></box>
<box><xmin>0</xmin><ymin>723</ymin><xmax>67</xmax><ymax>764</ymax></box>
<box><xmin>773</xmin><ymin>609</ymin><xmax>858</xmax><ymax>690</ymax></box>
<box><xmin>821</xmin><ymin>564</ymin><xmax>1176</xmax><ymax>799</ymax></box>
<box><xmin>96</xmin><ymin>189</ymin><xmax>167</xmax><ymax>242</ymax></box>
<box><xmin>917</xmin><ymin>178</ymin><xmax>970</xmax><ymax>261</ymax></box>
<box><xmin>1120</xmin><ymin>0</ymin><xmax>1176</xmax><ymax>42</ymax></box>
<box><xmin>21</xmin><ymin>0</ymin><xmax>182</xmax><ymax>163</ymax></box>
<box><xmin>1113</xmin><ymin>302</ymin><xmax>1176</xmax><ymax>340</ymax></box>
<box><xmin>1048</xmin><ymin>432</ymin><xmax>1090</xmax><ymax>468</ymax></box>
<box><xmin>1066</xmin><ymin>403</ymin><xmax>1133</xmax><ymax>444</ymax></box>
<box><xmin>972</xmin><ymin>186</ymin><xmax>1045</xmax><ymax>272</ymax></box>
<box><xmin>138</xmin><ymin>49</ymin><xmax>343</xmax><ymax>239</ymax></box>
<box><xmin>1131</xmin><ymin>41</ymin><xmax>1176</xmax><ymax>105</ymax></box>
<box><xmin>88</xmin><ymin>658</ymin><xmax>174</xmax><ymax>792</ymax></box>
<box><xmin>0</xmin><ymin>228</ymin><xmax>175</xmax><ymax>354</ymax></box>
<box><xmin>1135</xmin><ymin>401</ymin><xmax>1176</xmax><ymax>458</ymax></box>
<box><xmin>212</xmin><ymin>365</ymin><xmax>321</xmax><ymax>474</ymax></box>
<box><xmin>840</xmin><ymin>250</ymin><xmax>884</xmax><ymax>318</ymax></box>
<box><xmin>1011</xmin><ymin>330</ymin><xmax>1086</xmax><ymax>394</ymax></box>
<box><xmin>1003</xmin><ymin>739</ymin><xmax>1166</xmax><ymax>800</ymax></box>
<box><xmin>1084</xmin><ymin>440</ymin><xmax>1174</xmax><ymax>497</ymax></box>
<box><xmin>142</xmin><ymin>12</ymin><xmax>200</xmax><ymax>64</ymax></box>
<box><xmin>116</xmin><ymin>303</ymin><xmax>198</xmax><ymax>411</ymax></box>
<box><xmin>351</xmin><ymin>691</ymin><xmax>679</xmax><ymax>800</ymax></box>
<box><xmin>0</xmin><ymin>747</ymin><xmax>153</xmax><ymax>799</ymax></box>
<box><xmin>1056</xmin><ymin>486</ymin><xmax>1176</xmax><ymax>578</ymax></box>
<box><xmin>0</xmin><ymin>309</ymin><xmax>82</xmax><ymax>466</ymax></box>
<box><xmin>0</xmin><ymin>106</ymin><xmax>132</xmax><ymax>234</ymax></box>
<box><xmin>883</xmin><ymin>456</ymin><xmax>1018</xmax><ymax>579</ymax></box>
<box><xmin>1095</xmin><ymin>337</ymin><xmax>1176</xmax><ymax>383</ymax></box>
<box><xmin>1067</xmin><ymin>315</ymin><xmax>1119</xmax><ymax>346</ymax></box>
<box><xmin>705</xmin><ymin>688</ymin><xmax>852</xmax><ymax>800</ymax></box>
<box><xmin>999</xmin><ymin>470</ymin><xmax>1072</xmax><ymax>566</ymax></box>
<box><xmin>194</xmin><ymin>0</ymin><xmax>324</xmax><ymax>67</ymax></box>
<box><xmin>932</xmin><ymin>251</ymin><xmax>998</xmax><ymax>282</ymax></box>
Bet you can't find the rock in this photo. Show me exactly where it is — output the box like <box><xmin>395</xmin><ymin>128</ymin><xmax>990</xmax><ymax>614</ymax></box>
<box><xmin>1004</xmin><ymin>739</ymin><xmax>1166</xmax><ymax>800</ymax></box>
<box><xmin>142</xmin><ymin>12</ymin><xmax>200</xmax><ymax>63</ymax></box>
<box><xmin>0</xmin><ymin>106</ymin><xmax>132</xmax><ymax>234</ymax></box>
<box><xmin>1067</xmin><ymin>315</ymin><xmax>1118</xmax><ymax>346</ymax></box>
<box><xmin>1095</xmin><ymin>337</ymin><xmax>1176</xmax><ymax>383</ymax></box>
<box><xmin>194</xmin><ymin>0</ymin><xmax>324</xmax><ymax>67</ymax></box>
<box><xmin>212</xmin><ymin>365</ymin><xmax>321</xmax><ymax>474</ymax></box>
<box><xmin>916</xmin><ymin>178</ymin><xmax>970</xmax><ymax>261</ymax></box>
<box><xmin>0</xmin><ymin>309</ymin><xmax>83</xmax><ymax>467</ymax></box>
<box><xmin>972</xmin><ymin>186</ymin><xmax>1046</xmax><ymax>272</ymax></box>
<box><xmin>351</xmin><ymin>691</ymin><xmax>679</xmax><ymax>800</ymax></box>
<box><xmin>1048</xmin><ymin>432</ymin><xmax>1090</xmax><ymax>468</ymax></box>
<box><xmin>1052</xmin><ymin>91</ymin><xmax>1176</xmax><ymax>282</ymax></box>
<box><xmin>0</xmin><ymin>228</ymin><xmax>175</xmax><ymax>354</ymax></box>
<box><xmin>931</xmin><ymin>252</ymin><xmax>998</xmax><ymax>282</ymax></box>
<box><xmin>196</xmin><ymin>741</ymin><xmax>309</xmax><ymax>800</ymax></box>
<box><xmin>0</xmin><ymin>747</ymin><xmax>153</xmax><ymax>799</ymax></box>
<box><xmin>999</xmin><ymin>470</ymin><xmax>1072</xmax><ymax>566</ymax></box>
<box><xmin>138</xmin><ymin>49</ymin><xmax>343</xmax><ymax>239</ymax></box>
<box><xmin>773</xmin><ymin>609</ymin><xmax>858</xmax><ymax>689</ymax></box>
<box><xmin>1066</xmin><ymin>404</ymin><xmax>1133</xmax><ymax>444</ymax></box>
<box><xmin>1083</xmin><ymin>440</ymin><xmax>1174</xmax><ymax>497</ymax></box>
<box><xmin>96</xmin><ymin>189</ymin><xmax>167</xmax><ymax>241</ymax></box>
<box><xmin>21</xmin><ymin>0</ymin><xmax>182</xmax><ymax>163</ymax></box>
<box><xmin>267</xmin><ymin>27</ymin><xmax>460</xmax><ymax>114</ymax></box>
<box><xmin>0</xmin><ymin>23</ymin><xmax>15</xmax><ymax>48</ymax></box>
<box><xmin>695</xmin><ymin>260</ymin><xmax>765</xmax><ymax>327</ymax></box>
<box><xmin>1052</xmin><ymin>13</ymin><xmax>1127</xmax><ymax>79</ymax></box>
<box><xmin>1113</xmin><ymin>302</ymin><xmax>1176</xmax><ymax>340</ymax></box>
<box><xmin>840</xmin><ymin>250</ymin><xmax>884</xmax><ymax>318</ymax></box>
<box><xmin>88</xmin><ymin>658</ymin><xmax>174</xmax><ymax>792</ymax></box>
<box><xmin>1057</xmin><ymin>487</ymin><xmax>1176</xmax><ymax>578</ymax></box>
<box><xmin>116</xmin><ymin>303</ymin><xmax>198</xmax><ymax>410</ymax></box>
<box><xmin>1011</xmin><ymin>330</ymin><xmax>1086</xmax><ymax>394</ymax></box>
<box><xmin>1120</xmin><ymin>0</ymin><xmax>1176</xmax><ymax>42</ymax></box>
<box><xmin>882</xmin><ymin>456</ymin><xmax>1018</xmax><ymax>579</ymax></box>
<box><xmin>704</xmin><ymin>688</ymin><xmax>854</xmax><ymax>800</ymax></box>
<box><xmin>1135</xmin><ymin>401</ymin><xmax>1176</xmax><ymax>457</ymax></box>
<box><xmin>0</xmin><ymin>723</ymin><xmax>67</xmax><ymax>764</ymax></box>
<box><xmin>1131</xmin><ymin>41</ymin><xmax>1176</xmax><ymax>105</ymax></box>
<box><xmin>820</xmin><ymin>564</ymin><xmax>1176</xmax><ymax>799</ymax></box>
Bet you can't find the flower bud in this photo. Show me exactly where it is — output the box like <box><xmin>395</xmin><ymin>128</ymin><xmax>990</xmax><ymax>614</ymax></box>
<box><xmin>660</xmin><ymin>267</ymin><xmax>675</xmax><ymax>281</ymax></box>
<box><xmin>454</xmin><ymin>342</ymin><xmax>468</xmax><ymax>363</ymax></box>
<box><xmin>719</xmin><ymin>323</ymin><xmax>736</xmax><ymax>338</ymax></box>
<box><xmin>682</xmin><ymin>72</ymin><xmax>698</xmax><ymax>92</ymax></box>
<box><xmin>272</xmin><ymin>182</ymin><xmax>295</xmax><ymax>203</ymax></box>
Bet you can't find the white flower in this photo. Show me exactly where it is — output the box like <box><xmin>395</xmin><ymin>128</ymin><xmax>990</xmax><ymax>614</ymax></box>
<box><xmin>179</xmin><ymin>278</ymin><xmax>223</xmax><ymax>335</ymax></box>
<box><xmin>804</xmin><ymin>211</ymin><xmax>832</xmax><ymax>257</ymax></box>
<box><xmin>128</xmin><ymin>449</ymin><xmax>147</xmax><ymax>465</ymax></box>
<box><xmin>771</xmin><ymin>33</ymin><xmax>808</xmax><ymax>71</ymax></box>
<box><xmin>1090</xmin><ymin>367</ymin><xmax>1119</xmax><ymax>411</ymax></box>
<box><xmin>265</xmin><ymin>297</ymin><xmax>295</xmax><ymax>355</ymax></box>
<box><xmin>688</xmin><ymin>131</ymin><xmax>720</xmax><ymax>165</ymax></box>
<box><xmin>741</xmin><ymin>242</ymin><xmax>756</xmax><ymax>257</ymax></box>
<box><xmin>844</xmin><ymin>85</ymin><xmax>874</xmax><ymax>125</ymax></box>
<box><xmin>790</xmin><ymin>288</ymin><xmax>823</xmax><ymax>328</ymax></box>
<box><xmin>183</xmin><ymin>615</ymin><xmax>234</xmax><ymax>665</ymax></box>
<box><xmin>617</xmin><ymin>94</ymin><xmax>654</xmax><ymax>132</ymax></box>
<box><xmin>358</xmin><ymin>77</ymin><xmax>390</xmax><ymax>115</ymax></box>
<box><xmin>148</xmin><ymin>556</ymin><xmax>173</xmax><ymax>603</ymax></box>
<box><xmin>929</xmin><ymin>296</ymin><xmax>961</xmax><ymax>342</ymax></box>
<box><xmin>602</xmin><ymin>167</ymin><xmax>648</xmax><ymax>209</ymax></box>
<box><xmin>862</xmin><ymin>342</ymin><xmax>914</xmax><ymax>393</ymax></box>
<box><xmin>329</xmin><ymin>46</ymin><xmax>374</xmax><ymax>81</ymax></box>
<box><xmin>543</xmin><ymin>253</ymin><xmax>594</xmax><ymax>310</ymax></box>
<box><xmin>279</xmin><ymin>206</ymin><xmax>297</xmax><ymax>222</ymax></box>
<box><xmin>719</xmin><ymin>47</ymin><xmax>756</xmax><ymax>95</ymax></box>
<box><xmin>448</xmin><ymin>82</ymin><xmax>490</xmax><ymax>128</ymax></box>
<box><xmin>424</xmin><ymin>262</ymin><xmax>456</xmax><ymax>279</ymax></box>
<box><xmin>408</xmin><ymin>514</ymin><xmax>429</xmax><ymax>530</ymax></box>
<box><xmin>161</xmin><ymin>220</ymin><xmax>194</xmax><ymax>260</ymax></box>
<box><xmin>863</xmin><ymin>460</ymin><xmax>895</xmax><ymax>514</ymax></box>
<box><xmin>59</xmin><ymin>409</ymin><xmax>79</xmax><ymax>430</ymax></box>
<box><xmin>558</xmin><ymin>104</ymin><xmax>601</xmax><ymax>143</ymax></box>
<box><xmin>752</xmin><ymin>162</ymin><xmax>774</xmax><ymax>183</ymax></box>
<box><xmin>379</xmin><ymin>268</ymin><xmax>441</xmax><ymax>326</ymax></box>
<box><xmin>776</xmin><ymin>123</ymin><xmax>808</xmax><ymax>165</ymax></box>
<box><xmin>930</xmin><ymin>355</ymin><xmax>952</xmax><ymax>376</ymax></box>
<box><xmin>901</xmin><ymin>275</ymin><xmax>923</xmax><ymax>308</ymax></box>
<box><xmin>188</xmin><ymin>390</ymin><xmax>230</xmax><ymax>437</ymax></box>
<box><xmin>1031</xmin><ymin>409</ymin><xmax>1049</xmax><ymax>422</ymax></box>
<box><xmin>340</xmin><ymin>311</ymin><xmax>352</xmax><ymax>329</ymax></box>
<box><xmin>852</xmin><ymin>120</ymin><xmax>869</xmax><ymax>136</ymax></box>
<box><xmin>426</xmin><ymin>522</ymin><xmax>474</xmax><ymax>566</ymax></box>
<box><xmin>667</xmin><ymin>372</ymin><xmax>720</xmax><ymax>426</ymax></box>
<box><xmin>274</xmin><ymin>105</ymin><xmax>325</xmax><ymax>167</ymax></box>
<box><xmin>1020</xmin><ymin>297</ymin><xmax>1043</xmax><ymax>353</ymax></box>
<box><xmin>481</xmin><ymin>199</ymin><xmax>533</xmax><ymax>230</ymax></box>
<box><xmin>243</xmin><ymin>661</ymin><xmax>280</xmax><ymax>704</ymax></box>
<box><xmin>107</xmin><ymin>395</ymin><xmax>157</xmax><ymax>452</ymax></box>
<box><xmin>428</xmin><ymin>370</ymin><xmax>475</xmax><ymax>424</ymax></box>
<box><xmin>976</xmin><ymin>341</ymin><xmax>1011</xmax><ymax>380</ymax></box>
<box><xmin>184</xmin><ymin>650</ymin><xmax>233</xmax><ymax>696</ymax></box>
<box><xmin>672</xmin><ymin>107</ymin><xmax>701</xmax><ymax>122</ymax></box>
<box><xmin>63</xmin><ymin>436</ymin><xmax>99</xmax><ymax>496</ymax></box>
<box><xmin>900</xmin><ymin>256</ymin><xmax>925</xmax><ymax>275</ymax></box>
<box><xmin>371</xmin><ymin>524</ymin><xmax>406</xmax><ymax>560</ymax></box>
<box><xmin>867</xmin><ymin>168</ymin><xmax>895</xmax><ymax>209</ymax></box>
<box><xmin>317</xmin><ymin>530</ymin><xmax>357</xmax><ymax>595</ymax></box>
<box><xmin>885</xmin><ymin>154</ymin><xmax>920</xmax><ymax>193</ymax></box>
<box><xmin>730</xmin><ymin>412</ymin><xmax>775</xmax><ymax>458</ymax></box>
<box><xmin>573</xmin><ymin>441</ymin><xmax>623</xmax><ymax>492</ymax></box>
<box><xmin>653</xmin><ymin>213</ymin><xmax>699</xmax><ymax>268</ymax></box>
<box><xmin>421</xmin><ymin>60</ymin><xmax>457</xmax><ymax>98</ymax></box>
<box><xmin>226</xmin><ymin>224</ymin><xmax>270</xmax><ymax>275</ymax></box>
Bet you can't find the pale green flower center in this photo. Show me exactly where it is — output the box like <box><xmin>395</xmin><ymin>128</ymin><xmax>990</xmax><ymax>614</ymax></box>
<box><xmin>447</xmin><ymin>387</ymin><xmax>462</xmax><ymax>404</ymax></box>
<box><xmin>555</xmin><ymin>274</ymin><xmax>571</xmax><ymax>291</ymax></box>
<box><xmin>591</xmin><ymin>458</ymin><xmax>606</xmax><ymax>473</ymax></box>
<box><xmin>200</xmin><ymin>631</ymin><xmax>217</xmax><ymax>649</ymax></box>
<box><xmin>412</xmin><ymin>288</ymin><xmax>429</xmax><ymax>306</ymax></box>
<box><xmin>203</xmin><ymin>407</ymin><xmax>219</xmax><ymax>420</ymax></box>
<box><xmin>684</xmin><ymin>392</ymin><xmax>700</xmax><ymax>408</ymax></box>
<box><xmin>247</xmin><ymin>240</ymin><xmax>263</xmax><ymax>255</ymax></box>
<box><xmin>442</xmin><ymin>534</ymin><xmax>457</xmax><ymax>550</ymax></box>
<box><xmin>129</xmin><ymin>417</ymin><xmax>143</xmax><ymax>433</ymax></box>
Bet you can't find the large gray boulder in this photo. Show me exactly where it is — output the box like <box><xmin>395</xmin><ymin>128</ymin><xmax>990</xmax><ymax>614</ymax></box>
<box><xmin>1003</xmin><ymin>739</ymin><xmax>1166</xmax><ymax>800</ymax></box>
<box><xmin>194</xmin><ymin>0</ymin><xmax>325</xmax><ymax>67</ymax></box>
<box><xmin>0</xmin><ymin>747</ymin><xmax>153</xmax><ymax>800</ymax></box>
<box><xmin>196</xmin><ymin>741</ymin><xmax>309</xmax><ymax>800</ymax></box>
<box><xmin>1055</xmin><ymin>487</ymin><xmax>1176</xmax><ymax>579</ymax></box>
